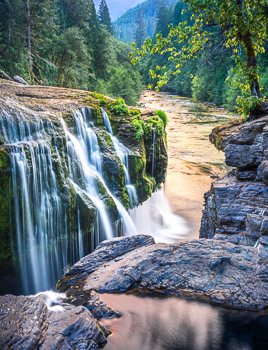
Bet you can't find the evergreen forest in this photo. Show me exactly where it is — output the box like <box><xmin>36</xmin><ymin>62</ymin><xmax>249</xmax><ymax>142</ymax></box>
<box><xmin>0</xmin><ymin>0</ymin><xmax>143</xmax><ymax>105</ymax></box>
<box><xmin>0</xmin><ymin>0</ymin><xmax>267</xmax><ymax>113</ymax></box>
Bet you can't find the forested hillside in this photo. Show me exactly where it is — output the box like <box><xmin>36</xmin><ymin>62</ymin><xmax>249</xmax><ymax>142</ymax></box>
<box><xmin>0</xmin><ymin>0</ymin><xmax>143</xmax><ymax>105</ymax></box>
<box><xmin>114</xmin><ymin>0</ymin><xmax>176</xmax><ymax>43</ymax></box>
<box><xmin>134</xmin><ymin>0</ymin><xmax>268</xmax><ymax>112</ymax></box>
<box><xmin>93</xmin><ymin>0</ymin><xmax>144</xmax><ymax>20</ymax></box>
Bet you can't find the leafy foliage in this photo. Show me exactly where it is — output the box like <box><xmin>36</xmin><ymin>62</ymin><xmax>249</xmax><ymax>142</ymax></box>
<box><xmin>131</xmin><ymin>112</ymin><xmax>166</xmax><ymax>141</ymax></box>
<box><xmin>155</xmin><ymin>110</ymin><xmax>168</xmax><ymax>127</ymax></box>
<box><xmin>131</xmin><ymin>0</ymin><xmax>268</xmax><ymax>117</ymax></box>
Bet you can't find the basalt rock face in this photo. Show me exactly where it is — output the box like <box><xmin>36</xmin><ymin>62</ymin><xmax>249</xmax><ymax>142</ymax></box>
<box><xmin>0</xmin><ymin>294</ymin><xmax>108</xmax><ymax>350</ymax></box>
<box><xmin>57</xmin><ymin>235</ymin><xmax>268</xmax><ymax>310</ymax></box>
<box><xmin>200</xmin><ymin>115</ymin><xmax>268</xmax><ymax>244</ymax></box>
<box><xmin>0</xmin><ymin>80</ymin><xmax>168</xmax><ymax>294</ymax></box>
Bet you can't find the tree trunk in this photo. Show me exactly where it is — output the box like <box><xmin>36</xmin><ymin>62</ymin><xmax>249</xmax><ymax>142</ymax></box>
<box><xmin>242</xmin><ymin>32</ymin><xmax>261</xmax><ymax>98</ymax></box>
<box><xmin>26</xmin><ymin>0</ymin><xmax>33</xmax><ymax>80</ymax></box>
<box><xmin>8</xmin><ymin>5</ymin><xmax>11</xmax><ymax>44</ymax></box>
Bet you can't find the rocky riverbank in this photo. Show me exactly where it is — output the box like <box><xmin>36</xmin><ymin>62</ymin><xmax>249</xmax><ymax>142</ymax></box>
<box><xmin>0</xmin><ymin>293</ymin><xmax>109</xmax><ymax>349</ymax></box>
<box><xmin>1</xmin><ymin>233</ymin><xmax>267</xmax><ymax>349</ymax></box>
<box><xmin>54</xmin><ymin>114</ymin><xmax>268</xmax><ymax>312</ymax></box>
<box><xmin>200</xmin><ymin>115</ymin><xmax>268</xmax><ymax>246</ymax></box>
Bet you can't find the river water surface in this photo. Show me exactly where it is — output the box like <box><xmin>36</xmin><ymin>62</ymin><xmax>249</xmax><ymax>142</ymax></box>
<box><xmin>99</xmin><ymin>293</ymin><xmax>268</xmax><ymax>350</ymax></box>
<box><xmin>139</xmin><ymin>91</ymin><xmax>233</xmax><ymax>239</ymax></box>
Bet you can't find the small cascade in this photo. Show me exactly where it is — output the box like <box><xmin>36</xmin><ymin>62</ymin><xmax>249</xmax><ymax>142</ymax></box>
<box><xmin>101</xmin><ymin>109</ymin><xmax>189</xmax><ymax>243</ymax></box>
<box><xmin>61</xmin><ymin>108</ymin><xmax>137</xmax><ymax>236</ymax></box>
<box><xmin>101</xmin><ymin>109</ymin><xmax>138</xmax><ymax>207</ymax></box>
<box><xmin>151</xmin><ymin>128</ymin><xmax>156</xmax><ymax>177</ymax></box>
<box><xmin>130</xmin><ymin>188</ymin><xmax>189</xmax><ymax>243</ymax></box>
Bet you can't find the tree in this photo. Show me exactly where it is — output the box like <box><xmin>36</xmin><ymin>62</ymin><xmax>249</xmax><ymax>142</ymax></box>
<box><xmin>135</xmin><ymin>9</ymin><xmax>147</xmax><ymax>48</ymax></box>
<box><xmin>98</xmin><ymin>0</ymin><xmax>113</xmax><ymax>34</ymax></box>
<box><xmin>24</xmin><ymin>0</ymin><xmax>57</xmax><ymax>83</ymax></box>
<box><xmin>54</xmin><ymin>27</ymin><xmax>90</xmax><ymax>88</ymax></box>
<box><xmin>154</xmin><ymin>0</ymin><xmax>170</xmax><ymax>38</ymax></box>
<box><xmin>131</xmin><ymin>0</ymin><xmax>268</xmax><ymax>118</ymax></box>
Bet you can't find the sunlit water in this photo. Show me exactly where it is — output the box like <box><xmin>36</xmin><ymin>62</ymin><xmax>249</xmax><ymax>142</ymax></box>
<box><xmin>99</xmin><ymin>293</ymin><xmax>268</xmax><ymax>350</ymax></box>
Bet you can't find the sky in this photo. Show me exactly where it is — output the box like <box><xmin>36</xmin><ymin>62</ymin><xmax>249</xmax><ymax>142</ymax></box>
<box><xmin>93</xmin><ymin>0</ymin><xmax>145</xmax><ymax>21</ymax></box>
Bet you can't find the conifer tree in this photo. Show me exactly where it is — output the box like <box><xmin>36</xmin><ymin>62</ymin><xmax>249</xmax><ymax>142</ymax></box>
<box><xmin>98</xmin><ymin>0</ymin><xmax>113</xmax><ymax>34</ymax></box>
<box><xmin>135</xmin><ymin>9</ymin><xmax>146</xmax><ymax>49</ymax></box>
<box><xmin>154</xmin><ymin>0</ymin><xmax>170</xmax><ymax>38</ymax></box>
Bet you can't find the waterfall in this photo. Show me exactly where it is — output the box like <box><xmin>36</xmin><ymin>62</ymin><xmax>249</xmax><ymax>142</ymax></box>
<box><xmin>102</xmin><ymin>109</ymin><xmax>138</xmax><ymax>207</ymax></box>
<box><xmin>61</xmin><ymin>108</ymin><xmax>137</xmax><ymax>236</ymax></box>
<box><xmin>0</xmin><ymin>108</ymin><xmax>73</xmax><ymax>294</ymax></box>
<box><xmin>0</xmin><ymin>104</ymin><xmax>189</xmax><ymax>295</ymax></box>
<box><xmin>101</xmin><ymin>109</ymin><xmax>189</xmax><ymax>243</ymax></box>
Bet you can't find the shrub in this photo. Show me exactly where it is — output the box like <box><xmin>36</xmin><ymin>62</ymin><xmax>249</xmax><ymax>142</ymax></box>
<box><xmin>155</xmin><ymin>110</ymin><xmax>168</xmax><ymax>127</ymax></box>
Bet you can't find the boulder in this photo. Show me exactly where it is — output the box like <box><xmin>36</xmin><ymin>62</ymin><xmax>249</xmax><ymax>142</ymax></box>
<box><xmin>58</xmin><ymin>235</ymin><xmax>268</xmax><ymax>310</ymax></box>
<box><xmin>0</xmin><ymin>293</ymin><xmax>108</xmax><ymax>350</ymax></box>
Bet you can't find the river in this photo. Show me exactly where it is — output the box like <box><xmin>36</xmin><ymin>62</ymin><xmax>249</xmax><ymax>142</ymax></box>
<box><xmin>140</xmin><ymin>91</ymin><xmax>232</xmax><ymax>239</ymax></box>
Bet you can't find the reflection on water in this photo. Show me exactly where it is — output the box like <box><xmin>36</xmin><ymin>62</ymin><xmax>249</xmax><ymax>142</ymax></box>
<box><xmin>99</xmin><ymin>293</ymin><xmax>268</xmax><ymax>350</ymax></box>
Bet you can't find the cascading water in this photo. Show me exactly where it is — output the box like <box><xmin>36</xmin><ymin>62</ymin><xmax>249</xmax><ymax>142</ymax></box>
<box><xmin>102</xmin><ymin>109</ymin><xmax>138</xmax><ymax>207</ymax></box>
<box><xmin>61</xmin><ymin>108</ymin><xmax>137</xmax><ymax>236</ymax></box>
<box><xmin>129</xmin><ymin>189</ymin><xmax>189</xmax><ymax>243</ymax></box>
<box><xmin>101</xmin><ymin>109</ymin><xmax>189</xmax><ymax>242</ymax></box>
<box><xmin>0</xmin><ymin>107</ymin><xmax>73</xmax><ymax>294</ymax></box>
<box><xmin>0</xmin><ymin>105</ymin><xmax>138</xmax><ymax>294</ymax></box>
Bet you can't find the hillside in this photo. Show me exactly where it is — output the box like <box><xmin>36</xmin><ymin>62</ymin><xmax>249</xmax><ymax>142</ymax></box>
<box><xmin>93</xmin><ymin>0</ymin><xmax>145</xmax><ymax>20</ymax></box>
<box><xmin>113</xmin><ymin>0</ymin><xmax>177</xmax><ymax>43</ymax></box>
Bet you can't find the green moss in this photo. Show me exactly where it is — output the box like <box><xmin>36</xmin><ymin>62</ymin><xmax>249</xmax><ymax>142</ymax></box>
<box><xmin>109</xmin><ymin>98</ymin><xmax>129</xmax><ymax>116</ymax></box>
<box><xmin>61</xmin><ymin>111</ymin><xmax>74</xmax><ymax>128</ymax></box>
<box><xmin>95</xmin><ymin>130</ymin><xmax>113</xmax><ymax>152</ymax></box>
<box><xmin>76</xmin><ymin>191</ymin><xmax>96</xmax><ymax>232</ymax></box>
<box><xmin>155</xmin><ymin>110</ymin><xmax>168</xmax><ymax>127</ymax></box>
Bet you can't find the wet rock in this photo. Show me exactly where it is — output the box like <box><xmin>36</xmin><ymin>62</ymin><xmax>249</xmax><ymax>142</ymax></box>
<box><xmin>225</xmin><ymin>137</ymin><xmax>263</xmax><ymax>168</ymax></box>
<box><xmin>201</xmin><ymin>115</ymin><xmax>268</xmax><ymax>244</ymax></box>
<box><xmin>236</xmin><ymin>168</ymin><xmax>257</xmax><ymax>180</ymax></box>
<box><xmin>246</xmin><ymin>213</ymin><xmax>268</xmax><ymax>239</ymax></box>
<box><xmin>66</xmin><ymin>235</ymin><xmax>155</xmax><ymax>276</ymax></box>
<box><xmin>0</xmin><ymin>294</ymin><xmax>107</xmax><ymax>350</ymax></box>
<box><xmin>200</xmin><ymin>173</ymin><xmax>268</xmax><ymax>239</ymax></box>
<box><xmin>58</xmin><ymin>235</ymin><xmax>268</xmax><ymax>310</ymax></box>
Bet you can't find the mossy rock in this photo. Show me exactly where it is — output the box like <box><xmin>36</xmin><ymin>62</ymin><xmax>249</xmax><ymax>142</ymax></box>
<box><xmin>95</xmin><ymin>130</ymin><xmax>113</xmax><ymax>153</ymax></box>
<box><xmin>61</xmin><ymin>111</ymin><xmax>75</xmax><ymax>128</ymax></box>
<box><xmin>76</xmin><ymin>191</ymin><xmax>97</xmax><ymax>233</ymax></box>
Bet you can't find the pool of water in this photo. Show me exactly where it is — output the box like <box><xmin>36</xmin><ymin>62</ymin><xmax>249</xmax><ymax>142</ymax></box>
<box><xmin>99</xmin><ymin>293</ymin><xmax>268</xmax><ymax>350</ymax></box>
